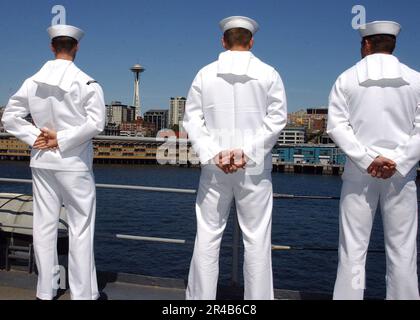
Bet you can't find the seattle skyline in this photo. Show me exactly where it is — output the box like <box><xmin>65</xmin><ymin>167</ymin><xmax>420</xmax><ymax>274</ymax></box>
<box><xmin>1</xmin><ymin>0</ymin><xmax>420</xmax><ymax>112</ymax></box>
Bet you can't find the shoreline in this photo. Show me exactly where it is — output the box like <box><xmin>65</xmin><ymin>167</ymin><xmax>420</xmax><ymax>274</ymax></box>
<box><xmin>1</xmin><ymin>158</ymin><xmax>420</xmax><ymax>178</ymax></box>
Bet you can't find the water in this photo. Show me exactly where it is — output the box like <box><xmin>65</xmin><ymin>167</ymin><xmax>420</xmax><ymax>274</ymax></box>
<box><xmin>0</xmin><ymin>160</ymin><xmax>419</xmax><ymax>299</ymax></box>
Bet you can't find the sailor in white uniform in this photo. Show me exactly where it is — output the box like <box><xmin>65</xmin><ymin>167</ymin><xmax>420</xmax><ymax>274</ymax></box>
<box><xmin>2</xmin><ymin>24</ymin><xmax>105</xmax><ymax>300</ymax></box>
<box><xmin>183</xmin><ymin>16</ymin><xmax>287</xmax><ymax>300</ymax></box>
<box><xmin>327</xmin><ymin>21</ymin><xmax>420</xmax><ymax>300</ymax></box>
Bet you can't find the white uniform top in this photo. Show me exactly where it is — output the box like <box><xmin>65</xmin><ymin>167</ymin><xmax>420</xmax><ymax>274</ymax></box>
<box><xmin>327</xmin><ymin>53</ymin><xmax>420</xmax><ymax>178</ymax></box>
<box><xmin>183</xmin><ymin>50</ymin><xmax>287</xmax><ymax>171</ymax></box>
<box><xmin>2</xmin><ymin>59</ymin><xmax>106</xmax><ymax>172</ymax></box>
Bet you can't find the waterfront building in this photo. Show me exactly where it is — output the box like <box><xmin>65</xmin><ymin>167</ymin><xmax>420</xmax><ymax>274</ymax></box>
<box><xmin>103</xmin><ymin>123</ymin><xmax>120</xmax><ymax>136</ymax></box>
<box><xmin>169</xmin><ymin>97</ymin><xmax>186</xmax><ymax>130</ymax></box>
<box><xmin>0</xmin><ymin>134</ymin><xmax>179</xmax><ymax>164</ymax></box>
<box><xmin>274</xmin><ymin>144</ymin><xmax>347</xmax><ymax>165</ymax></box>
<box><xmin>321</xmin><ymin>133</ymin><xmax>334</xmax><ymax>145</ymax></box>
<box><xmin>306</xmin><ymin>108</ymin><xmax>328</xmax><ymax>132</ymax></box>
<box><xmin>94</xmin><ymin>136</ymin><xmax>161</xmax><ymax>163</ymax></box>
<box><xmin>0</xmin><ymin>135</ymin><xmax>31</xmax><ymax>159</ymax></box>
<box><xmin>287</xmin><ymin>109</ymin><xmax>306</xmax><ymax>126</ymax></box>
<box><xmin>278</xmin><ymin>126</ymin><xmax>306</xmax><ymax>145</ymax></box>
<box><xmin>288</xmin><ymin>107</ymin><xmax>328</xmax><ymax>131</ymax></box>
<box><xmin>120</xmin><ymin>118</ymin><xmax>156</xmax><ymax>138</ymax></box>
<box><xmin>144</xmin><ymin>109</ymin><xmax>169</xmax><ymax>132</ymax></box>
<box><xmin>106</xmin><ymin>101</ymin><xmax>136</xmax><ymax>126</ymax></box>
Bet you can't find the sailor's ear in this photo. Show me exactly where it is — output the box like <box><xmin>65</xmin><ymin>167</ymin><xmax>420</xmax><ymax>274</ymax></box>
<box><xmin>249</xmin><ymin>38</ymin><xmax>254</xmax><ymax>50</ymax></box>
<box><xmin>222</xmin><ymin>37</ymin><xmax>228</xmax><ymax>50</ymax></box>
<box><xmin>50</xmin><ymin>43</ymin><xmax>56</xmax><ymax>54</ymax></box>
<box><xmin>361</xmin><ymin>38</ymin><xmax>372</xmax><ymax>58</ymax></box>
<box><xmin>362</xmin><ymin>38</ymin><xmax>372</xmax><ymax>50</ymax></box>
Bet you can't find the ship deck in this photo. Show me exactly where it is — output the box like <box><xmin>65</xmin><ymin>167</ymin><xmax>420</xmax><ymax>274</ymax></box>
<box><xmin>0</xmin><ymin>269</ymin><xmax>331</xmax><ymax>300</ymax></box>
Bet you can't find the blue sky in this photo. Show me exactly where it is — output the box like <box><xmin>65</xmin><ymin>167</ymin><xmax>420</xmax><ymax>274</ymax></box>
<box><xmin>0</xmin><ymin>0</ymin><xmax>419</xmax><ymax>112</ymax></box>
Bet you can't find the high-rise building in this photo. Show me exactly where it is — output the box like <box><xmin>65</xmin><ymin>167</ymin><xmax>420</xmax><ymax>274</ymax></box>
<box><xmin>169</xmin><ymin>97</ymin><xmax>187</xmax><ymax>130</ymax></box>
<box><xmin>144</xmin><ymin>109</ymin><xmax>169</xmax><ymax>132</ymax></box>
<box><xmin>106</xmin><ymin>101</ymin><xmax>136</xmax><ymax>125</ymax></box>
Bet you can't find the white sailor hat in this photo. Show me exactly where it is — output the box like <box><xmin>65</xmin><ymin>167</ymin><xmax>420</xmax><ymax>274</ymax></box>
<box><xmin>47</xmin><ymin>24</ymin><xmax>85</xmax><ymax>42</ymax></box>
<box><xmin>359</xmin><ymin>21</ymin><xmax>401</xmax><ymax>38</ymax></box>
<box><xmin>219</xmin><ymin>16</ymin><xmax>259</xmax><ymax>35</ymax></box>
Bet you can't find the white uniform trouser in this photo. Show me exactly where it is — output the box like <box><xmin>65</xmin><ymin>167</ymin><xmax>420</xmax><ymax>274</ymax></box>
<box><xmin>186</xmin><ymin>167</ymin><xmax>274</xmax><ymax>300</ymax></box>
<box><xmin>32</xmin><ymin>168</ymin><xmax>99</xmax><ymax>300</ymax></box>
<box><xmin>334</xmin><ymin>172</ymin><xmax>420</xmax><ymax>300</ymax></box>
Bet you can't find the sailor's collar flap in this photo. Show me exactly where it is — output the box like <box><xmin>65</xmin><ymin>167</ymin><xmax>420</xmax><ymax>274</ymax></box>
<box><xmin>356</xmin><ymin>54</ymin><xmax>409</xmax><ymax>86</ymax></box>
<box><xmin>217</xmin><ymin>51</ymin><xmax>260</xmax><ymax>80</ymax></box>
<box><xmin>33</xmin><ymin>60</ymin><xmax>80</xmax><ymax>93</ymax></box>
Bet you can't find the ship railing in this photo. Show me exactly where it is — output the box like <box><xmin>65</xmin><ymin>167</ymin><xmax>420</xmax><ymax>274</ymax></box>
<box><xmin>0</xmin><ymin>177</ymin><xmax>392</xmax><ymax>287</ymax></box>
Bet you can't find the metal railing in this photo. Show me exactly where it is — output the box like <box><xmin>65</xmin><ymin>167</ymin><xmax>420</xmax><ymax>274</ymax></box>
<box><xmin>0</xmin><ymin>177</ymin><xmax>389</xmax><ymax>287</ymax></box>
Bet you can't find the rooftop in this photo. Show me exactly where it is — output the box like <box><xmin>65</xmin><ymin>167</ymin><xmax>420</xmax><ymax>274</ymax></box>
<box><xmin>144</xmin><ymin>109</ymin><xmax>169</xmax><ymax>114</ymax></box>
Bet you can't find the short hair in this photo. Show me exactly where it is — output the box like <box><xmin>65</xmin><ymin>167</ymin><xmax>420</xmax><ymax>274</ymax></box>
<box><xmin>223</xmin><ymin>28</ymin><xmax>253</xmax><ymax>49</ymax></box>
<box><xmin>363</xmin><ymin>34</ymin><xmax>396</xmax><ymax>54</ymax></box>
<box><xmin>51</xmin><ymin>36</ymin><xmax>78</xmax><ymax>54</ymax></box>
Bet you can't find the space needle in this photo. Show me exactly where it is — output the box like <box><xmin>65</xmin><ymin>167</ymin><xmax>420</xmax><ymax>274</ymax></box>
<box><xmin>130</xmin><ymin>64</ymin><xmax>145</xmax><ymax>119</ymax></box>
